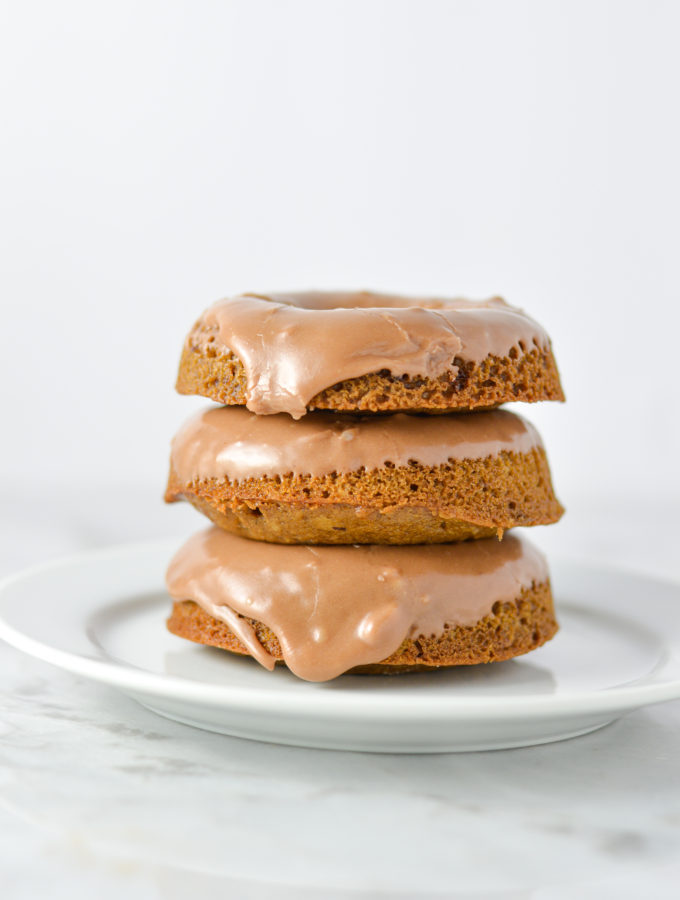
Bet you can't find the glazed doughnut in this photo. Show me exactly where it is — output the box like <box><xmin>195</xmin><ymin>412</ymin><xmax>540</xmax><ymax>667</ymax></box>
<box><xmin>175</xmin><ymin>291</ymin><xmax>564</xmax><ymax>419</ymax></box>
<box><xmin>166</xmin><ymin>528</ymin><xmax>557</xmax><ymax>681</ymax></box>
<box><xmin>165</xmin><ymin>406</ymin><xmax>564</xmax><ymax>544</ymax></box>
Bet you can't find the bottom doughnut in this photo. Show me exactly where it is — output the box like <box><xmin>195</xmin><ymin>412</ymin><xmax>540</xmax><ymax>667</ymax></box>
<box><xmin>165</xmin><ymin>528</ymin><xmax>558</xmax><ymax>681</ymax></box>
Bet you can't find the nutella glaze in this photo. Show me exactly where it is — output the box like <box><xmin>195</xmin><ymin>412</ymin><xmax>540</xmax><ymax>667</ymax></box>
<box><xmin>192</xmin><ymin>291</ymin><xmax>551</xmax><ymax>418</ymax></box>
<box><xmin>170</xmin><ymin>406</ymin><xmax>543</xmax><ymax>482</ymax></box>
<box><xmin>166</xmin><ymin>528</ymin><xmax>549</xmax><ymax>681</ymax></box>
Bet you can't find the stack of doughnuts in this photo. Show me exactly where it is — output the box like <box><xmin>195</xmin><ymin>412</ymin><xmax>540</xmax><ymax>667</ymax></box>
<box><xmin>165</xmin><ymin>292</ymin><xmax>564</xmax><ymax>681</ymax></box>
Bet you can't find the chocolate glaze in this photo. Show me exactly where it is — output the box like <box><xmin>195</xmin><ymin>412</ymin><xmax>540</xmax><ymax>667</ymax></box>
<box><xmin>191</xmin><ymin>291</ymin><xmax>551</xmax><ymax>418</ymax></box>
<box><xmin>170</xmin><ymin>406</ymin><xmax>543</xmax><ymax>482</ymax></box>
<box><xmin>166</xmin><ymin>528</ymin><xmax>549</xmax><ymax>681</ymax></box>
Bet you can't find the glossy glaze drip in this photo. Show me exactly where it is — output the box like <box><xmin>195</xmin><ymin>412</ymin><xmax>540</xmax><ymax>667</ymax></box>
<box><xmin>170</xmin><ymin>406</ymin><xmax>543</xmax><ymax>481</ymax></box>
<box><xmin>189</xmin><ymin>291</ymin><xmax>550</xmax><ymax>418</ymax></box>
<box><xmin>166</xmin><ymin>528</ymin><xmax>549</xmax><ymax>681</ymax></box>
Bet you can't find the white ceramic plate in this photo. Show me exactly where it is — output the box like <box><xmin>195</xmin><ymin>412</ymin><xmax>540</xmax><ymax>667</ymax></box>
<box><xmin>0</xmin><ymin>539</ymin><xmax>679</xmax><ymax>753</ymax></box>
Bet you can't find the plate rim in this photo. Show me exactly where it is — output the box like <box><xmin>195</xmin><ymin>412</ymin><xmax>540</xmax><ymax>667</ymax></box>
<box><xmin>1</xmin><ymin>538</ymin><xmax>680</xmax><ymax>721</ymax></box>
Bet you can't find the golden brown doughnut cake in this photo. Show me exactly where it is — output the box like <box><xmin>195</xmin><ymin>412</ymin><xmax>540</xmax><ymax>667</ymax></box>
<box><xmin>164</xmin><ymin>406</ymin><xmax>563</xmax><ymax>544</ymax></box>
<box><xmin>176</xmin><ymin>291</ymin><xmax>564</xmax><ymax>419</ymax></box>
<box><xmin>165</xmin><ymin>528</ymin><xmax>557</xmax><ymax>681</ymax></box>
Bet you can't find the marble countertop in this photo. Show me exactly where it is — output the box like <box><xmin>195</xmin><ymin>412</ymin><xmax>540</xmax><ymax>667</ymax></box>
<box><xmin>1</xmin><ymin>485</ymin><xmax>679</xmax><ymax>898</ymax></box>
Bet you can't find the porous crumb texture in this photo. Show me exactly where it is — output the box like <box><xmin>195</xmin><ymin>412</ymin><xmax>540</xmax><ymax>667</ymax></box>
<box><xmin>165</xmin><ymin>447</ymin><xmax>563</xmax><ymax>544</ymax></box>
<box><xmin>176</xmin><ymin>334</ymin><xmax>565</xmax><ymax>413</ymax></box>
<box><xmin>166</xmin><ymin>581</ymin><xmax>557</xmax><ymax>672</ymax></box>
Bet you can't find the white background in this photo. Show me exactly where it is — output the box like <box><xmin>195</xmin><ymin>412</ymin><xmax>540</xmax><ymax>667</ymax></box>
<box><xmin>1</xmin><ymin>0</ymin><xmax>679</xmax><ymax>541</ymax></box>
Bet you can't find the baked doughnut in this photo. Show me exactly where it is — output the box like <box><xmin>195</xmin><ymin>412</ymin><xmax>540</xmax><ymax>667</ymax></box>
<box><xmin>164</xmin><ymin>406</ymin><xmax>563</xmax><ymax>544</ymax></box>
<box><xmin>166</xmin><ymin>527</ymin><xmax>557</xmax><ymax>681</ymax></box>
<box><xmin>176</xmin><ymin>291</ymin><xmax>564</xmax><ymax>419</ymax></box>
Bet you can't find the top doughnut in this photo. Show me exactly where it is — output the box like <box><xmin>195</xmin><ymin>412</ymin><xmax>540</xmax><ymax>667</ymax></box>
<box><xmin>176</xmin><ymin>291</ymin><xmax>564</xmax><ymax>419</ymax></box>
